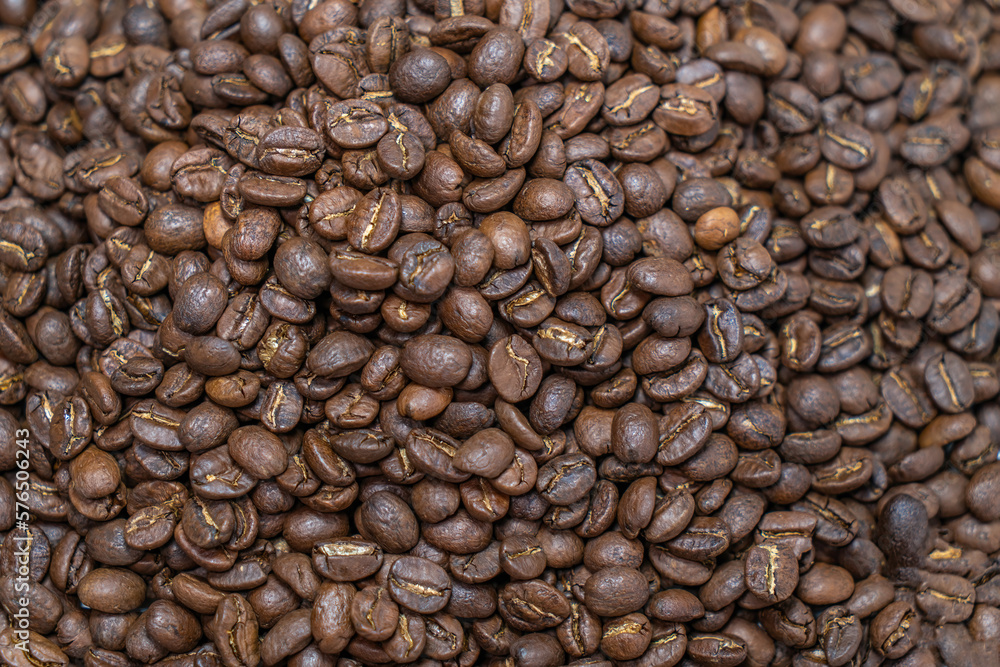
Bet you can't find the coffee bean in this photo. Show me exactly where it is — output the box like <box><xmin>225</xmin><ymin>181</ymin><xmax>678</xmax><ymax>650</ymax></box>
<box><xmin>359</xmin><ymin>491</ymin><xmax>420</xmax><ymax>553</ymax></box>
<box><xmin>77</xmin><ymin>568</ymin><xmax>146</xmax><ymax>613</ymax></box>
<box><xmin>387</xmin><ymin>556</ymin><xmax>452</xmax><ymax>614</ymax></box>
<box><xmin>686</xmin><ymin>633</ymin><xmax>747</xmax><ymax>667</ymax></box>
<box><xmin>583</xmin><ymin>566</ymin><xmax>650</xmax><ymax>616</ymax></box>
<box><xmin>498</xmin><ymin>579</ymin><xmax>571</xmax><ymax>631</ymax></box>
<box><xmin>871</xmin><ymin>601</ymin><xmax>920</xmax><ymax>659</ymax></box>
<box><xmin>537</xmin><ymin>453</ymin><xmax>597</xmax><ymax>506</ymax></box>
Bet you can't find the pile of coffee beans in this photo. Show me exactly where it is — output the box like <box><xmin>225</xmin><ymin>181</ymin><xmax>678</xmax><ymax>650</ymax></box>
<box><xmin>1</xmin><ymin>0</ymin><xmax>1000</xmax><ymax>664</ymax></box>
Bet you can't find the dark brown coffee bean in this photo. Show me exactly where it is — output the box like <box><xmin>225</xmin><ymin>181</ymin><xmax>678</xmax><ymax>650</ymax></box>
<box><xmin>388</xmin><ymin>556</ymin><xmax>452</xmax><ymax>613</ymax></box>
<box><xmin>498</xmin><ymin>579</ymin><xmax>571</xmax><ymax>631</ymax></box>
<box><xmin>499</xmin><ymin>535</ymin><xmax>546</xmax><ymax>580</ymax></box>
<box><xmin>686</xmin><ymin>633</ymin><xmax>747</xmax><ymax>667</ymax></box>
<box><xmin>359</xmin><ymin>491</ymin><xmax>419</xmax><ymax>553</ymax></box>
<box><xmin>488</xmin><ymin>335</ymin><xmax>543</xmax><ymax>403</ymax></box>
<box><xmin>389</xmin><ymin>48</ymin><xmax>452</xmax><ymax>103</ymax></box>
<box><xmin>77</xmin><ymin>568</ymin><xmax>147</xmax><ymax>613</ymax></box>
<box><xmin>537</xmin><ymin>453</ymin><xmax>596</xmax><ymax>506</ymax></box>
<box><xmin>870</xmin><ymin>601</ymin><xmax>920</xmax><ymax>659</ymax></box>
<box><xmin>313</xmin><ymin>538</ymin><xmax>383</xmax><ymax>581</ymax></box>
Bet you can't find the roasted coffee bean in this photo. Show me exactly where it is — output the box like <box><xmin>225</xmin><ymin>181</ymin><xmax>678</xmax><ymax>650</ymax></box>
<box><xmin>313</xmin><ymin>539</ymin><xmax>383</xmax><ymax>582</ymax></box>
<box><xmin>537</xmin><ymin>453</ymin><xmax>597</xmax><ymax>506</ymax></box>
<box><xmin>359</xmin><ymin>491</ymin><xmax>419</xmax><ymax>553</ymax></box>
<box><xmin>584</xmin><ymin>566</ymin><xmax>650</xmax><ymax>616</ymax></box>
<box><xmin>924</xmin><ymin>351</ymin><xmax>974</xmax><ymax>414</ymax></box>
<box><xmin>687</xmin><ymin>633</ymin><xmax>747</xmax><ymax>666</ymax></box>
<box><xmin>870</xmin><ymin>601</ymin><xmax>920</xmax><ymax>659</ymax></box>
<box><xmin>499</xmin><ymin>535</ymin><xmax>546</xmax><ymax>580</ymax></box>
<box><xmin>388</xmin><ymin>556</ymin><xmax>452</xmax><ymax>614</ymax></box>
<box><xmin>745</xmin><ymin>540</ymin><xmax>799</xmax><ymax>605</ymax></box>
<box><xmin>77</xmin><ymin>568</ymin><xmax>147</xmax><ymax>614</ymax></box>
<box><xmin>498</xmin><ymin>579</ymin><xmax>571</xmax><ymax>631</ymax></box>
<box><xmin>453</xmin><ymin>428</ymin><xmax>515</xmax><ymax>478</ymax></box>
